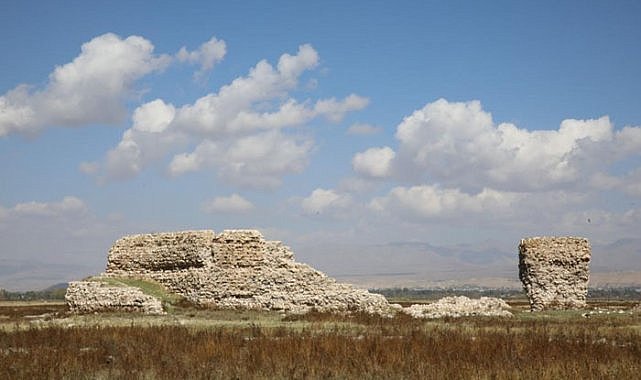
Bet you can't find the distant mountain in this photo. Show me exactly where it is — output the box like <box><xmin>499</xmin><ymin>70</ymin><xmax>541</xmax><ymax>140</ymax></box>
<box><xmin>0</xmin><ymin>258</ymin><xmax>98</xmax><ymax>292</ymax></box>
<box><xmin>43</xmin><ymin>282</ymin><xmax>69</xmax><ymax>291</ymax></box>
<box><xmin>591</xmin><ymin>238</ymin><xmax>641</xmax><ymax>272</ymax></box>
<box><xmin>294</xmin><ymin>240</ymin><xmax>518</xmax><ymax>288</ymax></box>
<box><xmin>295</xmin><ymin>238</ymin><xmax>641</xmax><ymax>289</ymax></box>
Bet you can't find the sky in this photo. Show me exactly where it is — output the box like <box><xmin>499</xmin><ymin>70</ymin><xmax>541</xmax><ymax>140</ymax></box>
<box><xmin>1</xmin><ymin>1</ymin><xmax>641</xmax><ymax>290</ymax></box>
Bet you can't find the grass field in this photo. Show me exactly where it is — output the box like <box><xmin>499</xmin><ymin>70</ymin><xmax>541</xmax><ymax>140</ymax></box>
<box><xmin>1</xmin><ymin>300</ymin><xmax>640</xmax><ymax>379</ymax></box>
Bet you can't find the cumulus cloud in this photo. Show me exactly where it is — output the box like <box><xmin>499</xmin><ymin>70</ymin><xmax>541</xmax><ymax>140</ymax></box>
<box><xmin>301</xmin><ymin>188</ymin><xmax>352</xmax><ymax>215</ymax></box>
<box><xmin>391</xmin><ymin>98</ymin><xmax>641</xmax><ymax>192</ymax></box>
<box><xmin>0</xmin><ymin>33</ymin><xmax>170</xmax><ymax>137</ymax></box>
<box><xmin>169</xmin><ymin>131</ymin><xmax>313</xmax><ymax>188</ymax></box>
<box><xmin>345</xmin><ymin>98</ymin><xmax>641</xmax><ymax>240</ymax></box>
<box><xmin>370</xmin><ymin>185</ymin><xmax>520</xmax><ymax>219</ymax></box>
<box><xmin>352</xmin><ymin>146</ymin><xmax>395</xmax><ymax>178</ymax></box>
<box><xmin>313</xmin><ymin>94</ymin><xmax>369</xmax><ymax>123</ymax></box>
<box><xmin>347</xmin><ymin>123</ymin><xmax>382</xmax><ymax>135</ymax></box>
<box><xmin>177</xmin><ymin>36</ymin><xmax>227</xmax><ymax>79</ymax></box>
<box><xmin>132</xmin><ymin>99</ymin><xmax>176</xmax><ymax>133</ymax></box>
<box><xmin>202</xmin><ymin>194</ymin><xmax>254</xmax><ymax>213</ymax></box>
<box><xmin>92</xmin><ymin>43</ymin><xmax>367</xmax><ymax>187</ymax></box>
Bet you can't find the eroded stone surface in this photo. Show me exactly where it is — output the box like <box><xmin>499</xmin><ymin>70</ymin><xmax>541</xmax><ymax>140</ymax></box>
<box><xmin>519</xmin><ymin>236</ymin><xmax>591</xmax><ymax>311</ymax></box>
<box><xmin>102</xmin><ymin>229</ymin><xmax>392</xmax><ymax>315</ymax></box>
<box><xmin>402</xmin><ymin>296</ymin><xmax>512</xmax><ymax>318</ymax></box>
<box><xmin>65</xmin><ymin>281</ymin><xmax>164</xmax><ymax>314</ymax></box>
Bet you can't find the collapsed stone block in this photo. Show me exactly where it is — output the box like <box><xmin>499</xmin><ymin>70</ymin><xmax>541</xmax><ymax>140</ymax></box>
<box><xmin>65</xmin><ymin>281</ymin><xmax>164</xmax><ymax>314</ymax></box>
<box><xmin>519</xmin><ymin>237</ymin><xmax>591</xmax><ymax>311</ymax></box>
<box><xmin>402</xmin><ymin>296</ymin><xmax>512</xmax><ymax>319</ymax></box>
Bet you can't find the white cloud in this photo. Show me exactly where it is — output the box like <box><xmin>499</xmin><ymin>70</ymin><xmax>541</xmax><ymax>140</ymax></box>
<box><xmin>172</xmin><ymin>44</ymin><xmax>319</xmax><ymax>137</ymax></box>
<box><xmin>202</xmin><ymin>194</ymin><xmax>254</xmax><ymax>213</ymax></box>
<box><xmin>313</xmin><ymin>94</ymin><xmax>369</xmax><ymax>123</ymax></box>
<box><xmin>370</xmin><ymin>185</ymin><xmax>519</xmax><ymax>219</ymax></box>
<box><xmin>0</xmin><ymin>33</ymin><xmax>170</xmax><ymax>136</ymax></box>
<box><xmin>347</xmin><ymin>123</ymin><xmax>382</xmax><ymax>135</ymax></box>
<box><xmin>352</xmin><ymin>146</ymin><xmax>395</xmax><ymax>178</ymax></box>
<box><xmin>92</xmin><ymin>43</ymin><xmax>367</xmax><ymax>188</ymax></box>
<box><xmin>132</xmin><ymin>99</ymin><xmax>176</xmax><ymax>133</ymax></box>
<box><xmin>301</xmin><ymin>188</ymin><xmax>352</xmax><ymax>215</ymax></box>
<box><xmin>169</xmin><ymin>131</ymin><xmax>312</xmax><ymax>188</ymax></box>
<box><xmin>177</xmin><ymin>36</ymin><xmax>227</xmax><ymax>78</ymax></box>
<box><xmin>11</xmin><ymin>196</ymin><xmax>88</xmax><ymax>217</ymax></box>
<box><xmin>393</xmin><ymin>98</ymin><xmax>641</xmax><ymax>192</ymax></box>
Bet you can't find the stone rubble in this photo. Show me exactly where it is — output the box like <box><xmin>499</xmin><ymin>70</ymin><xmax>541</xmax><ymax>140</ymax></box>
<box><xmin>65</xmin><ymin>281</ymin><xmax>165</xmax><ymax>314</ymax></box>
<box><xmin>518</xmin><ymin>237</ymin><xmax>591</xmax><ymax>311</ymax></box>
<box><xmin>100</xmin><ymin>229</ymin><xmax>392</xmax><ymax>315</ymax></box>
<box><xmin>402</xmin><ymin>296</ymin><xmax>512</xmax><ymax>319</ymax></box>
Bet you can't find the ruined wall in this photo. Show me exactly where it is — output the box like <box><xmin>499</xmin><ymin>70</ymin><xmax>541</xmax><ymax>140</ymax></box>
<box><xmin>106</xmin><ymin>230</ymin><xmax>215</xmax><ymax>272</ymax></box>
<box><xmin>100</xmin><ymin>229</ymin><xmax>391</xmax><ymax>315</ymax></box>
<box><xmin>519</xmin><ymin>237</ymin><xmax>591</xmax><ymax>311</ymax></box>
<box><xmin>65</xmin><ymin>281</ymin><xmax>164</xmax><ymax>314</ymax></box>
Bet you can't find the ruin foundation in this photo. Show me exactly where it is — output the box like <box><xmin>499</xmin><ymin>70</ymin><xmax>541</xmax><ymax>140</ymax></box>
<box><xmin>519</xmin><ymin>236</ymin><xmax>591</xmax><ymax>311</ymax></box>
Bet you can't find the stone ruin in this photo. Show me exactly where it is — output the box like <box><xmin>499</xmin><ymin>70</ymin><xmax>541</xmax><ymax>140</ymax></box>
<box><xmin>65</xmin><ymin>228</ymin><xmax>514</xmax><ymax>318</ymax></box>
<box><xmin>66</xmin><ymin>230</ymin><xmax>392</xmax><ymax>315</ymax></box>
<box><xmin>519</xmin><ymin>236</ymin><xmax>591</xmax><ymax>311</ymax></box>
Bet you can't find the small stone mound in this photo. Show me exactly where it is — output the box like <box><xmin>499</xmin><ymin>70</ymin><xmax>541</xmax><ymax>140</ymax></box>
<box><xmin>65</xmin><ymin>281</ymin><xmax>164</xmax><ymax>314</ymax></box>
<box><xmin>402</xmin><ymin>296</ymin><xmax>512</xmax><ymax>319</ymax></box>
<box><xmin>519</xmin><ymin>236</ymin><xmax>591</xmax><ymax>311</ymax></box>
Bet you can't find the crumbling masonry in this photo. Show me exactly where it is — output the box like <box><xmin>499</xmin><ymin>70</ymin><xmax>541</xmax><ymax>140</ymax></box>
<box><xmin>67</xmin><ymin>230</ymin><xmax>392</xmax><ymax>315</ymax></box>
<box><xmin>519</xmin><ymin>236</ymin><xmax>591</xmax><ymax>311</ymax></box>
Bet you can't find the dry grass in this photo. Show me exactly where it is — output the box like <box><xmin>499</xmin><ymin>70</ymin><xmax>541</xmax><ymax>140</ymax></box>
<box><xmin>1</xmin><ymin>301</ymin><xmax>641</xmax><ymax>379</ymax></box>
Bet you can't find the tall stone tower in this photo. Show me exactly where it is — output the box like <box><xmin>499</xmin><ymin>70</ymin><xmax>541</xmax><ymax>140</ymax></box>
<box><xmin>518</xmin><ymin>237</ymin><xmax>591</xmax><ymax>311</ymax></box>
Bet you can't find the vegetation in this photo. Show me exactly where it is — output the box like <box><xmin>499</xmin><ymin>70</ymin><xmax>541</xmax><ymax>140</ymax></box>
<box><xmin>3</xmin><ymin>284</ymin><xmax>640</xmax><ymax>303</ymax></box>
<box><xmin>88</xmin><ymin>276</ymin><xmax>188</xmax><ymax>311</ymax></box>
<box><xmin>0</xmin><ymin>285</ymin><xmax>67</xmax><ymax>301</ymax></box>
<box><xmin>371</xmin><ymin>286</ymin><xmax>641</xmax><ymax>302</ymax></box>
<box><xmin>1</xmin><ymin>301</ymin><xmax>641</xmax><ymax>379</ymax></box>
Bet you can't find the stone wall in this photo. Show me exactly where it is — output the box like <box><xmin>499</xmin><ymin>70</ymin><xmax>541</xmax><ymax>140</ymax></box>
<box><xmin>65</xmin><ymin>281</ymin><xmax>164</xmax><ymax>314</ymax></box>
<box><xmin>519</xmin><ymin>237</ymin><xmax>591</xmax><ymax>311</ymax></box>
<box><xmin>106</xmin><ymin>230</ymin><xmax>215</xmax><ymax>272</ymax></box>
<box><xmin>100</xmin><ymin>229</ymin><xmax>392</xmax><ymax>315</ymax></box>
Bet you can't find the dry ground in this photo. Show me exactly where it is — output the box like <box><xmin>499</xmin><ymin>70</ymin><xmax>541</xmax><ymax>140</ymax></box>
<box><xmin>1</xmin><ymin>300</ymin><xmax>640</xmax><ymax>379</ymax></box>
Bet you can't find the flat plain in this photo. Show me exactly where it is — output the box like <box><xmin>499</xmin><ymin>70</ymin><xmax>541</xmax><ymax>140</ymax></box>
<box><xmin>1</xmin><ymin>298</ymin><xmax>641</xmax><ymax>379</ymax></box>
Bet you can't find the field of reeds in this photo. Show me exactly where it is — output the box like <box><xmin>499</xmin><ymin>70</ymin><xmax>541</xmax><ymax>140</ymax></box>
<box><xmin>1</xmin><ymin>300</ymin><xmax>641</xmax><ymax>379</ymax></box>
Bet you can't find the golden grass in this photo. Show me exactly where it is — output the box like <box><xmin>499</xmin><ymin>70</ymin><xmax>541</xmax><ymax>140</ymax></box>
<box><xmin>1</xmin><ymin>301</ymin><xmax>641</xmax><ymax>379</ymax></box>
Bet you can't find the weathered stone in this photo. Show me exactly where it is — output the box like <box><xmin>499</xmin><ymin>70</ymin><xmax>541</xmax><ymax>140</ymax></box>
<box><xmin>98</xmin><ymin>229</ymin><xmax>393</xmax><ymax>315</ymax></box>
<box><xmin>402</xmin><ymin>296</ymin><xmax>512</xmax><ymax>318</ymax></box>
<box><xmin>65</xmin><ymin>281</ymin><xmax>164</xmax><ymax>314</ymax></box>
<box><xmin>519</xmin><ymin>236</ymin><xmax>591</xmax><ymax>311</ymax></box>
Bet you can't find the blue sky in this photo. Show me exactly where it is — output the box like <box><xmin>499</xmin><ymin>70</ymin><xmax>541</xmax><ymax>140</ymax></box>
<box><xmin>1</xmin><ymin>1</ymin><xmax>641</xmax><ymax>289</ymax></box>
